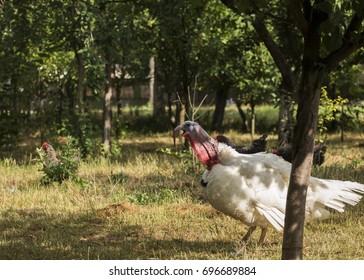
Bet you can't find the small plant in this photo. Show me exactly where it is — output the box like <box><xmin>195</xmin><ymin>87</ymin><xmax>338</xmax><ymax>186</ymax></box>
<box><xmin>36</xmin><ymin>138</ymin><xmax>81</xmax><ymax>185</ymax></box>
<box><xmin>317</xmin><ymin>86</ymin><xmax>348</xmax><ymax>143</ymax></box>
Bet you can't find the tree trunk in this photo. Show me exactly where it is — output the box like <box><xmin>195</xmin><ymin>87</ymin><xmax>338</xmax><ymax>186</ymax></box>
<box><xmin>11</xmin><ymin>77</ymin><xmax>18</xmax><ymax>119</ymax></box>
<box><xmin>282</xmin><ymin>74</ymin><xmax>321</xmax><ymax>260</ymax></box>
<box><xmin>282</xmin><ymin>23</ymin><xmax>322</xmax><ymax>259</ymax></box>
<box><xmin>340</xmin><ymin>103</ymin><xmax>345</xmax><ymax>142</ymax></box>
<box><xmin>74</xmin><ymin>45</ymin><xmax>90</xmax><ymax>157</ymax></box>
<box><xmin>152</xmin><ymin>59</ymin><xmax>166</xmax><ymax>118</ymax></box>
<box><xmin>103</xmin><ymin>53</ymin><xmax>113</xmax><ymax>154</ymax></box>
<box><xmin>211</xmin><ymin>83</ymin><xmax>230</xmax><ymax>132</ymax></box>
<box><xmin>74</xmin><ymin>49</ymin><xmax>85</xmax><ymax>115</ymax></box>
<box><xmin>168</xmin><ymin>94</ymin><xmax>183</xmax><ymax>128</ymax></box>
<box><xmin>64</xmin><ymin>79</ymin><xmax>75</xmax><ymax>118</ymax></box>
<box><xmin>115</xmin><ymin>78</ymin><xmax>122</xmax><ymax>136</ymax></box>
<box><xmin>149</xmin><ymin>56</ymin><xmax>155</xmax><ymax>105</ymax></box>
<box><xmin>235</xmin><ymin>100</ymin><xmax>248</xmax><ymax>132</ymax></box>
<box><xmin>251</xmin><ymin>17</ymin><xmax>296</xmax><ymax>93</ymax></box>
<box><xmin>250</xmin><ymin>101</ymin><xmax>255</xmax><ymax>139</ymax></box>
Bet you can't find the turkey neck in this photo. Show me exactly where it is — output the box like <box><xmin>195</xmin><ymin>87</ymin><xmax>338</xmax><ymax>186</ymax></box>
<box><xmin>184</xmin><ymin>132</ymin><xmax>220</xmax><ymax>170</ymax></box>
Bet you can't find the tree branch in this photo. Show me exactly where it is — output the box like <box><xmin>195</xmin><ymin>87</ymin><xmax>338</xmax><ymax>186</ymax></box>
<box><xmin>221</xmin><ymin>0</ymin><xmax>296</xmax><ymax>92</ymax></box>
<box><xmin>343</xmin><ymin>11</ymin><xmax>364</xmax><ymax>42</ymax></box>
<box><xmin>323</xmin><ymin>8</ymin><xmax>364</xmax><ymax>71</ymax></box>
<box><xmin>220</xmin><ymin>0</ymin><xmax>240</xmax><ymax>14</ymax></box>
<box><xmin>288</xmin><ymin>0</ymin><xmax>309</xmax><ymax>35</ymax></box>
<box><xmin>252</xmin><ymin>17</ymin><xmax>296</xmax><ymax>92</ymax></box>
<box><xmin>324</xmin><ymin>32</ymin><xmax>364</xmax><ymax>71</ymax></box>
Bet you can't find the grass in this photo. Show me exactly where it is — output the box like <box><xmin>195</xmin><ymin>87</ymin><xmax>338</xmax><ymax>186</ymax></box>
<box><xmin>0</xmin><ymin>131</ymin><xmax>364</xmax><ymax>260</ymax></box>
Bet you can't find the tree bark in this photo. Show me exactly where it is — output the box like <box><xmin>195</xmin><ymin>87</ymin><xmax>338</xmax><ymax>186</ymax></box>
<box><xmin>282</xmin><ymin>74</ymin><xmax>321</xmax><ymax>259</ymax></box>
<box><xmin>73</xmin><ymin>44</ymin><xmax>90</xmax><ymax>158</ymax></box>
<box><xmin>149</xmin><ymin>56</ymin><xmax>155</xmax><ymax>106</ymax></box>
<box><xmin>251</xmin><ymin>17</ymin><xmax>296</xmax><ymax>93</ymax></box>
<box><xmin>103</xmin><ymin>52</ymin><xmax>113</xmax><ymax>154</ymax></box>
<box><xmin>152</xmin><ymin>57</ymin><xmax>165</xmax><ymax>118</ymax></box>
<box><xmin>114</xmin><ymin>77</ymin><xmax>122</xmax><ymax>136</ymax></box>
<box><xmin>250</xmin><ymin>100</ymin><xmax>255</xmax><ymax>139</ymax></box>
<box><xmin>211</xmin><ymin>83</ymin><xmax>230</xmax><ymax>132</ymax></box>
<box><xmin>235</xmin><ymin>100</ymin><xmax>248</xmax><ymax>132</ymax></box>
<box><xmin>282</xmin><ymin>4</ymin><xmax>322</xmax><ymax>258</ymax></box>
<box><xmin>74</xmin><ymin>48</ymin><xmax>85</xmax><ymax>115</ymax></box>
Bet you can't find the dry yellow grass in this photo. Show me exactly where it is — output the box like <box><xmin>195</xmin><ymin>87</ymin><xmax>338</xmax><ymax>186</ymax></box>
<box><xmin>0</xmin><ymin>132</ymin><xmax>363</xmax><ymax>259</ymax></box>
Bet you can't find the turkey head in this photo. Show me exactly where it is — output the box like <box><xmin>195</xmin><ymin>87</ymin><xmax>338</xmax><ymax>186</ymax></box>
<box><xmin>173</xmin><ymin>121</ymin><xmax>220</xmax><ymax>169</ymax></box>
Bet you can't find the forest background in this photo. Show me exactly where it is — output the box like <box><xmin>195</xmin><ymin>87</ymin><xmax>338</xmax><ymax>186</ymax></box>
<box><xmin>1</xmin><ymin>0</ymin><xmax>363</xmax><ymax>157</ymax></box>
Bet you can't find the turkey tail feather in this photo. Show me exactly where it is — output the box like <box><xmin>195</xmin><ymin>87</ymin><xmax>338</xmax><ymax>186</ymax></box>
<box><xmin>313</xmin><ymin>179</ymin><xmax>364</xmax><ymax>213</ymax></box>
<box><xmin>255</xmin><ymin>204</ymin><xmax>285</xmax><ymax>231</ymax></box>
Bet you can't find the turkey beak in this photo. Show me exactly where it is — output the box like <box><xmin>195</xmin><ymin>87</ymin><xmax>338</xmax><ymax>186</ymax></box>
<box><xmin>173</xmin><ymin>125</ymin><xmax>184</xmax><ymax>146</ymax></box>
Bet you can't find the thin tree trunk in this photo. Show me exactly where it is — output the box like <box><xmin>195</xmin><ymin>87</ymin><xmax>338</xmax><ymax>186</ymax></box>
<box><xmin>115</xmin><ymin>78</ymin><xmax>122</xmax><ymax>136</ymax></box>
<box><xmin>149</xmin><ymin>57</ymin><xmax>155</xmax><ymax>105</ymax></box>
<box><xmin>116</xmin><ymin>82</ymin><xmax>122</xmax><ymax>118</ymax></box>
<box><xmin>103</xmin><ymin>53</ymin><xmax>113</xmax><ymax>154</ymax></box>
<box><xmin>74</xmin><ymin>49</ymin><xmax>85</xmax><ymax>115</ymax></box>
<box><xmin>152</xmin><ymin>58</ymin><xmax>165</xmax><ymax>118</ymax></box>
<box><xmin>235</xmin><ymin>100</ymin><xmax>248</xmax><ymax>132</ymax></box>
<box><xmin>11</xmin><ymin>77</ymin><xmax>18</xmax><ymax>120</ymax></box>
<box><xmin>212</xmin><ymin>83</ymin><xmax>230</xmax><ymax>132</ymax></box>
<box><xmin>73</xmin><ymin>45</ymin><xmax>91</xmax><ymax>158</ymax></box>
<box><xmin>250</xmin><ymin>101</ymin><xmax>255</xmax><ymax>139</ymax></box>
<box><xmin>65</xmin><ymin>79</ymin><xmax>75</xmax><ymax>117</ymax></box>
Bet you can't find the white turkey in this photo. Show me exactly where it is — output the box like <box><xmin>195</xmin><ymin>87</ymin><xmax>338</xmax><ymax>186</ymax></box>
<box><xmin>173</xmin><ymin>121</ymin><xmax>364</xmax><ymax>243</ymax></box>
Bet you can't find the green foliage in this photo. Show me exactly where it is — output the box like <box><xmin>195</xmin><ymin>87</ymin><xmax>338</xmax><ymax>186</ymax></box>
<box><xmin>330</xmin><ymin>54</ymin><xmax>364</xmax><ymax>101</ymax></box>
<box><xmin>36</xmin><ymin>139</ymin><xmax>81</xmax><ymax>185</ymax></box>
<box><xmin>317</xmin><ymin>86</ymin><xmax>348</xmax><ymax>142</ymax></box>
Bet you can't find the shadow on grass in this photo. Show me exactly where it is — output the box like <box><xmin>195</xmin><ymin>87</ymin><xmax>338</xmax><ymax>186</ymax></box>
<box><xmin>0</xmin><ymin>207</ymin><xmax>235</xmax><ymax>260</ymax></box>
